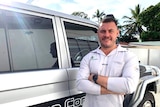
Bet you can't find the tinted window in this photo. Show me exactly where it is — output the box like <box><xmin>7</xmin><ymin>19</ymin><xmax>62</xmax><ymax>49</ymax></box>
<box><xmin>1</xmin><ymin>10</ymin><xmax>58</xmax><ymax>71</ymax></box>
<box><xmin>65</xmin><ymin>22</ymin><xmax>98</xmax><ymax>67</ymax></box>
<box><xmin>0</xmin><ymin>10</ymin><xmax>10</xmax><ymax>72</ymax></box>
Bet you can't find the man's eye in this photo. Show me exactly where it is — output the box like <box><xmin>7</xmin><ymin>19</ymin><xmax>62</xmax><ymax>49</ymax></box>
<box><xmin>100</xmin><ymin>30</ymin><xmax>106</xmax><ymax>33</ymax></box>
<box><xmin>109</xmin><ymin>30</ymin><xmax>114</xmax><ymax>33</ymax></box>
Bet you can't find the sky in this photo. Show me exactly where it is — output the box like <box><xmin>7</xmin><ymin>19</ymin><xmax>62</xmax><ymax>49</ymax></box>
<box><xmin>0</xmin><ymin>0</ymin><xmax>160</xmax><ymax>24</ymax></box>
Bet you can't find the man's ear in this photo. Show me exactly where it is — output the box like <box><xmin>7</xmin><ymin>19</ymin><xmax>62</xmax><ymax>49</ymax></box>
<box><xmin>117</xmin><ymin>29</ymin><xmax>120</xmax><ymax>37</ymax></box>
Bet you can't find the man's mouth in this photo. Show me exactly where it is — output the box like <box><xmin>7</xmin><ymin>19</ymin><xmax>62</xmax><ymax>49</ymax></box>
<box><xmin>102</xmin><ymin>37</ymin><xmax>110</xmax><ymax>41</ymax></box>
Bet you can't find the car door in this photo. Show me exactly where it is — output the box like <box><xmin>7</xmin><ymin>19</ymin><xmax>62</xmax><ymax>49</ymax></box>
<box><xmin>0</xmin><ymin>8</ymin><xmax>70</xmax><ymax>106</ymax></box>
<box><xmin>61</xmin><ymin>19</ymin><xmax>98</xmax><ymax>107</ymax></box>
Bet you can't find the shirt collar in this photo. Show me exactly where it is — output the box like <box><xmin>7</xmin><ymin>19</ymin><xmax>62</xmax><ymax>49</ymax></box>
<box><xmin>92</xmin><ymin>44</ymin><xmax>127</xmax><ymax>55</ymax></box>
<box><xmin>117</xmin><ymin>44</ymin><xmax>128</xmax><ymax>52</ymax></box>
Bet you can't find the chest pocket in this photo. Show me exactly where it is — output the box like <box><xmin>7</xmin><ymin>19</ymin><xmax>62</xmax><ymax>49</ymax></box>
<box><xmin>108</xmin><ymin>58</ymin><xmax>125</xmax><ymax>77</ymax></box>
<box><xmin>89</xmin><ymin>56</ymin><xmax>102</xmax><ymax>74</ymax></box>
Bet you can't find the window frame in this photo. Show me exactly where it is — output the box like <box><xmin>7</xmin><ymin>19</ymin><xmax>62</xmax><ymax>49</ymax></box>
<box><xmin>0</xmin><ymin>7</ymin><xmax>61</xmax><ymax>72</ymax></box>
<box><xmin>59</xmin><ymin>18</ymin><xmax>98</xmax><ymax>68</ymax></box>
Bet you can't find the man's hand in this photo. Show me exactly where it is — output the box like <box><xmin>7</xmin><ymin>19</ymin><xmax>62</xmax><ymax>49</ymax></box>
<box><xmin>88</xmin><ymin>74</ymin><xmax>94</xmax><ymax>82</ymax></box>
<box><xmin>88</xmin><ymin>74</ymin><xmax>108</xmax><ymax>88</ymax></box>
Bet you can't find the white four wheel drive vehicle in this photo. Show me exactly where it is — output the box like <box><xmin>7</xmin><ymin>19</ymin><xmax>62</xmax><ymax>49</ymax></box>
<box><xmin>0</xmin><ymin>1</ymin><xmax>160</xmax><ymax>107</ymax></box>
<box><xmin>124</xmin><ymin>44</ymin><xmax>160</xmax><ymax>107</ymax></box>
<box><xmin>126</xmin><ymin>64</ymin><xmax>160</xmax><ymax>107</ymax></box>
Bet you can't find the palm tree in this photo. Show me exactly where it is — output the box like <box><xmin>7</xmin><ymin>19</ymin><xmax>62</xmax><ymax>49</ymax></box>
<box><xmin>92</xmin><ymin>9</ymin><xmax>106</xmax><ymax>24</ymax></box>
<box><xmin>122</xmin><ymin>4</ymin><xmax>144</xmax><ymax>39</ymax></box>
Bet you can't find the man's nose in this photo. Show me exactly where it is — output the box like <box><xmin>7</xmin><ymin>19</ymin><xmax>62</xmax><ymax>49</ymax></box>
<box><xmin>104</xmin><ymin>31</ymin><xmax>110</xmax><ymax>36</ymax></box>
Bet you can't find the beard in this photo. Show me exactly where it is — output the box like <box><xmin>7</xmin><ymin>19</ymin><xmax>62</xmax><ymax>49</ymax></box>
<box><xmin>100</xmin><ymin>36</ymin><xmax>116</xmax><ymax>48</ymax></box>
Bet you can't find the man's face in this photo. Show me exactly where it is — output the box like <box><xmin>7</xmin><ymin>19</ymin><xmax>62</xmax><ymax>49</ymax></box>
<box><xmin>97</xmin><ymin>22</ymin><xmax>119</xmax><ymax>48</ymax></box>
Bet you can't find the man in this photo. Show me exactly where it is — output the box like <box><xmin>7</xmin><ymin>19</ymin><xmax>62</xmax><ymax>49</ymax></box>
<box><xmin>76</xmin><ymin>14</ymin><xmax>140</xmax><ymax>107</ymax></box>
<box><xmin>50</xmin><ymin>42</ymin><xmax>59</xmax><ymax>68</ymax></box>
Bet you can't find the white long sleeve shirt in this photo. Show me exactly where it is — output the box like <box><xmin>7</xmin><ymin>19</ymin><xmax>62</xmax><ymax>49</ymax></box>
<box><xmin>76</xmin><ymin>45</ymin><xmax>140</xmax><ymax>107</ymax></box>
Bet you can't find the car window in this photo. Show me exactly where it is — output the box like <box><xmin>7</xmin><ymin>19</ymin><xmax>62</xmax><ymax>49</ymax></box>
<box><xmin>64</xmin><ymin>22</ymin><xmax>98</xmax><ymax>67</ymax></box>
<box><xmin>0</xmin><ymin>10</ymin><xmax>10</xmax><ymax>72</ymax></box>
<box><xmin>1</xmin><ymin>10</ymin><xmax>59</xmax><ymax>72</ymax></box>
